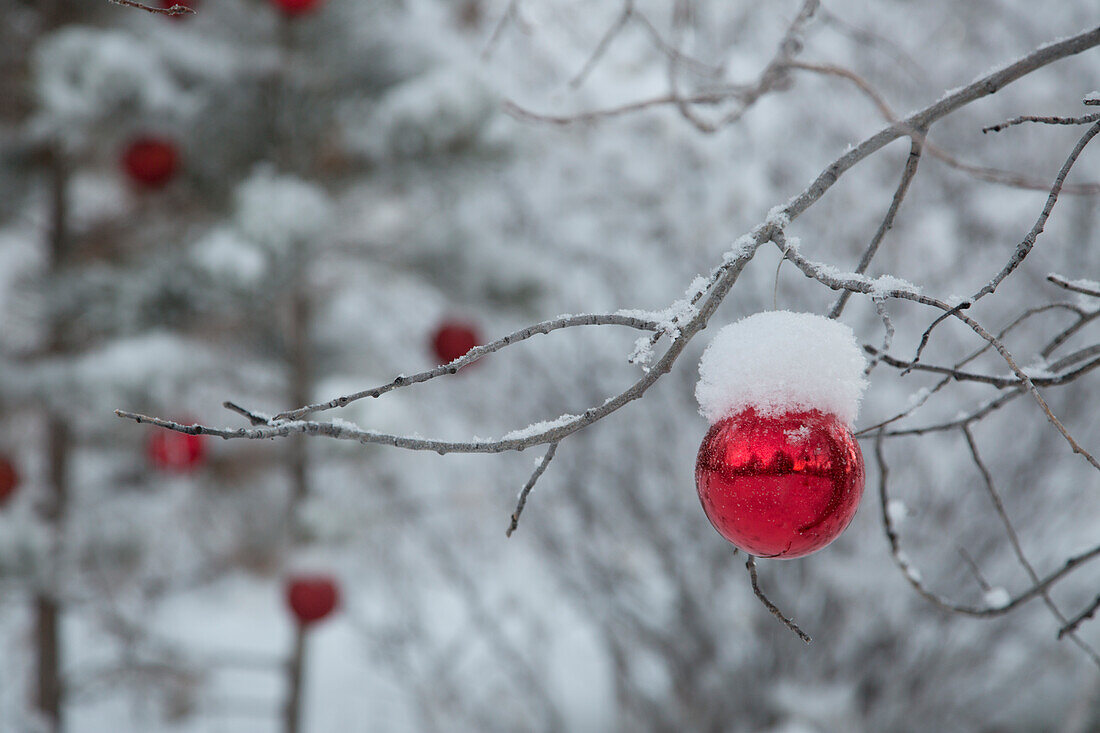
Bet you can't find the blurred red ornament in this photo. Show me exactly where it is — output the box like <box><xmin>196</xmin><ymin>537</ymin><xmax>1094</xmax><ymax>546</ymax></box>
<box><xmin>431</xmin><ymin>320</ymin><xmax>481</xmax><ymax>365</ymax></box>
<box><xmin>160</xmin><ymin>0</ymin><xmax>195</xmax><ymax>19</ymax></box>
<box><xmin>121</xmin><ymin>137</ymin><xmax>180</xmax><ymax>189</ymax></box>
<box><xmin>695</xmin><ymin>408</ymin><xmax>864</xmax><ymax>558</ymax></box>
<box><xmin>147</xmin><ymin>427</ymin><xmax>206</xmax><ymax>472</ymax></box>
<box><xmin>286</xmin><ymin>576</ymin><xmax>340</xmax><ymax>626</ymax></box>
<box><xmin>0</xmin><ymin>456</ymin><xmax>19</xmax><ymax>507</ymax></box>
<box><xmin>269</xmin><ymin>0</ymin><xmax>324</xmax><ymax>17</ymax></box>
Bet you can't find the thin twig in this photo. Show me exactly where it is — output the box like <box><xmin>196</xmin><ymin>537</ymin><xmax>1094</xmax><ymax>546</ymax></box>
<box><xmin>275</xmin><ymin>314</ymin><xmax>659</xmax><ymax>421</ymax></box>
<box><xmin>506</xmin><ymin>442</ymin><xmax>559</xmax><ymax>537</ymax></box>
<box><xmin>222</xmin><ymin>401</ymin><xmax>271</xmax><ymax>426</ymax></box>
<box><xmin>108</xmin><ymin>0</ymin><xmax>194</xmax><ymax>15</ymax></box>
<box><xmin>1060</xmin><ymin>595</ymin><xmax>1100</xmax><ymax>639</ymax></box>
<box><xmin>1048</xmin><ymin>273</ymin><xmax>1100</xmax><ymax>298</ymax></box>
<box><xmin>874</xmin><ymin>432</ymin><xmax>1100</xmax><ymax>617</ymax></box>
<box><xmin>829</xmin><ymin>135</ymin><xmax>924</xmax><ymax>319</ymax></box>
<box><xmin>570</xmin><ymin>0</ymin><xmax>634</xmax><ymax>88</ymax></box>
<box><xmin>983</xmin><ymin>112</ymin><xmax>1100</xmax><ymax>134</ymax></box>
<box><xmin>962</xmin><ymin>426</ymin><xmax>1100</xmax><ymax>665</ymax></box>
<box><xmin>972</xmin><ymin>121</ymin><xmax>1100</xmax><ymax>302</ymax></box>
<box><xmin>745</xmin><ymin>555</ymin><xmax>811</xmax><ymax>643</ymax></box>
<box><xmin>913</xmin><ymin>120</ymin><xmax>1100</xmax><ymax>363</ymax></box>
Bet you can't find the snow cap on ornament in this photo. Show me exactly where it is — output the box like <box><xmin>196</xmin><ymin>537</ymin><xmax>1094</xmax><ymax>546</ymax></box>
<box><xmin>693</xmin><ymin>311</ymin><xmax>868</xmax><ymax>559</ymax></box>
<box><xmin>695</xmin><ymin>310</ymin><xmax>868</xmax><ymax>427</ymax></box>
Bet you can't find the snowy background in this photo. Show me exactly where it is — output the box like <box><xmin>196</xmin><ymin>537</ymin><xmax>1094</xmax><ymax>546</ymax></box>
<box><xmin>1</xmin><ymin>0</ymin><xmax>1100</xmax><ymax>731</ymax></box>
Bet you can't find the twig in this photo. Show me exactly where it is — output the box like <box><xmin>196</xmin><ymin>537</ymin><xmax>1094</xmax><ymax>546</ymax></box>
<box><xmin>865</xmin><ymin>299</ymin><xmax>895</xmax><ymax>375</ymax></box>
<box><xmin>570</xmin><ymin>0</ymin><xmax>634</xmax><ymax>88</ymax></box>
<box><xmin>275</xmin><ymin>314</ymin><xmax>660</xmax><ymax>421</ymax></box>
<box><xmin>972</xmin><ymin>121</ymin><xmax>1100</xmax><ymax>302</ymax></box>
<box><xmin>874</xmin><ymin>432</ymin><xmax>1100</xmax><ymax>617</ymax></box>
<box><xmin>864</xmin><ymin>345</ymin><xmax>1100</xmax><ymax>388</ymax></box>
<box><xmin>503</xmin><ymin>92</ymin><xmax>745</xmax><ymax>126</ymax></box>
<box><xmin>958</xmin><ymin>547</ymin><xmax>992</xmax><ymax>592</ymax></box>
<box><xmin>665</xmin><ymin>0</ymin><xmax>820</xmax><ymax>133</ymax></box>
<box><xmin>1060</xmin><ymin>595</ymin><xmax>1100</xmax><ymax>639</ymax></box>
<box><xmin>983</xmin><ymin>112</ymin><xmax>1100</xmax><ymax>134</ymax></box>
<box><xmin>829</xmin><ymin>135</ymin><xmax>924</xmax><ymax>319</ymax></box>
<box><xmin>913</xmin><ymin>120</ymin><xmax>1100</xmax><ymax>362</ymax></box>
<box><xmin>745</xmin><ymin>555</ymin><xmax>811</xmax><ymax>644</ymax></box>
<box><xmin>222</xmin><ymin>401</ymin><xmax>271</xmax><ymax>426</ymax></box>
<box><xmin>1048</xmin><ymin>273</ymin><xmax>1100</xmax><ymax>298</ymax></box>
<box><xmin>506</xmin><ymin>442</ymin><xmax>558</xmax><ymax>537</ymax></box>
<box><xmin>481</xmin><ymin>0</ymin><xmax>521</xmax><ymax>61</ymax></box>
<box><xmin>962</xmin><ymin>426</ymin><xmax>1100</xmax><ymax>665</ymax></box>
<box><xmin>786</xmin><ymin>61</ymin><xmax>1100</xmax><ymax>195</ymax></box>
<box><xmin>108</xmin><ymin>0</ymin><xmax>194</xmax><ymax>15</ymax></box>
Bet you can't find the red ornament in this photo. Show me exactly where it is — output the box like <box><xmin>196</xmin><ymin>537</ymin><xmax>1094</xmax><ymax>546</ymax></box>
<box><xmin>0</xmin><ymin>456</ymin><xmax>19</xmax><ymax>507</ymax></box>
<box><xmin>121</xmin><ymin>137</ymin><xmax>180</xmax><ymax>189</ymax></box>
<box><xmin>269</xmin><ymin>0</ymin><xmax>324</xmax><ymax>17</ymax></box>
<box><xmin>431</xmin><ymin>320</ymin><xmax>481</xmax><ymax>365</ymax></box>
<box><xmin>147</xmin><ymin>427</ymin><xmax>206</xmax><ymax>472</ymax></box>
<box><xmin>286</xmin><ymin>576</ymin><xmax>340</xmax><ymax>626</ymax></box>
<box><xmin>695</xmin><ymin>408</ymin><xmax>864</xmax><ymax>558</ymax></box>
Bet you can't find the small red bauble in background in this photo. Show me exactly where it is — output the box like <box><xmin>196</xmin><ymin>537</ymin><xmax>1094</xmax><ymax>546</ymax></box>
<box><xmin>269</xmin><ymin>0</ymin><xmax>324</xmax><ymax>17</ymax></box>
<box><xmin>121</xmin><ymin>137</ymin><xmax>180</xmax><ymax>189</ymax></box>
<box><xmin>0</xmin><ymin>456</ymin><xmax>19</xmax><ymax>507</ymax></box>
<box><xmin>431</xmin><ymin>320</ymin><xmax>481</xmax><ymax>365</ymax></box>
<box><xmin>286</xmin><ymin>575</ymin><xmax>340</xmax><ymax>626</ymax></box>
<box><xmin>695</xmin><ymin>408</ymin><xmax>864</xmax><ymax>559</ymax></box>
<box><xmin>147</xmin><ymin>426</ymin><xmax>206</xmax><ymax>473</ymax></box>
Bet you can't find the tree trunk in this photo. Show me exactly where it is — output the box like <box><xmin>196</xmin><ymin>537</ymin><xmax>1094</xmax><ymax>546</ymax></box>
<box><xmin>35</xmin><ymin>150</ymin><xmax>69</xmax><ymax>733</ymax></box>
<box><xmin>283</xmin><ymin>624</ymin><xmax>307</xmax><ymax>733</ymax></box>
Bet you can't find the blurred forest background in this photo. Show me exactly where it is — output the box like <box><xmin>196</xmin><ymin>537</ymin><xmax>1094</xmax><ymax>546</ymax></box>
<box><xmin>1</xmin><ymin>0</ymin><xmax>1100</xmax><ymax>731</ymax></box>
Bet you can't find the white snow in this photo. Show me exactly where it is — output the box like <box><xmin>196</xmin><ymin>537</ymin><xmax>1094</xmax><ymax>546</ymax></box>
<box><xmin>33</xmin><ymin>27</ymin><xmax>181</xmax><ymax>128</ymax></box>
<box><xmin>501</xmin><ymin>413</ymin><xmax>579</xmax><ymax>441</ymax></box>
<box><xmin>189</xmin><ymin>227</ymin><xmax>267</xmax><ymax>285</ymax></box>
<box><xmin>234</xmin><ymin>167</ymin><xmax>333</xmax><ymax>251</ymax></box>
<box><xmin>886</xmin><ymin>500</ymin><xmax>909</xmax><ymax>525</ymax></box>
<box><xmin>695</xmin><ymin>311</ymin><xmax>868</xmax><ymax>426</ymax></box>
<box><xmin>350</xmin><ymin>66</ymin><xmax>498</xmax><ymax>159</ymax></box>
<box><xmin>1049</xmin><ymin>273</ymin><xmax>1100</xmax><ymax>294</ymax></box>
<box><xmin>983</xmin><ymin>587</ymin><xmax>1011</xmax><ymax>609</ymax></box>
<box><xmin>618</xmin><ymin>277</ymin><xmax>705</xmax><ymax>341</ymax></box>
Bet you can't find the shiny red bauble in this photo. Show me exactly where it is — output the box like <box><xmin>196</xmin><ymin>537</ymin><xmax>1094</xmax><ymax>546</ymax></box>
<box><xmin>269</xmin><ymin>0</ymin><xmax>324</xmax><ymax>17</ymax></box>
<box><xmin>431</xmin><ymin>320</ymin><xmax>481</xmax><ymax>365</ymax></box>
<box><xmin>286</xmin><ymin>576</ymin><xmax>340</xmax><ymax>626</ymax></box>
<box><xmin>121</xmin><ymin>137</ymin><xmax>180</xmax><ymax>188</ymax></box>
<box><xmin>147</xmin><ymin>428</ymin><xmax>206</xmax><ymax>472</ymax></box>
<box><xmin>695</xmin><ymin>408</ymin><xmax>864</xmax><ymax>559</ymax></box>
<box><xmin>0</xmin><ymin>456</ymin><xmax>19</xmax><ymax>507</ymax></box>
